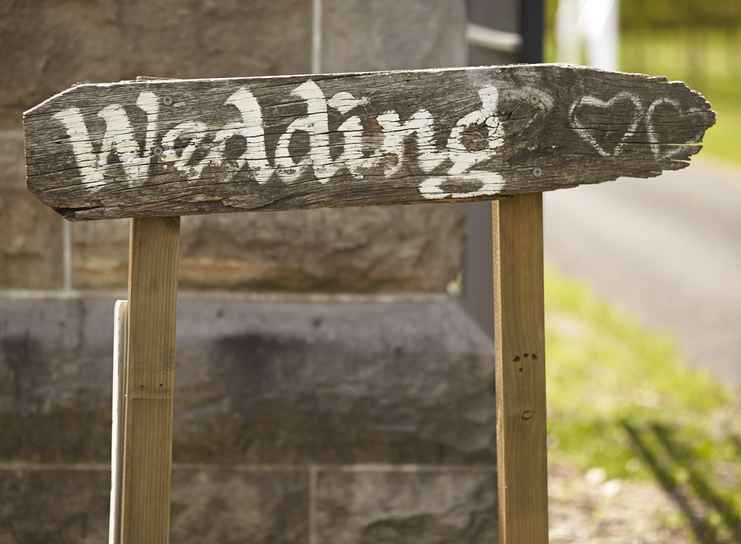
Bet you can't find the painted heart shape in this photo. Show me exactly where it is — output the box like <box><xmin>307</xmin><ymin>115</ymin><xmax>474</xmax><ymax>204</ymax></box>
<box><xmin>569</xmin><ymin>92</ymin><xmax>642</xmax><ymax>157</ymax></box>
<box><xmin>646</xmin><ymin>97</ymin><xmax>708</xmax><ymax>160</ymax></box>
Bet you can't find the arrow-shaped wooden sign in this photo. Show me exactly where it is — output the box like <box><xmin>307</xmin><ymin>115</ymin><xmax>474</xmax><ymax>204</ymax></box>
<box><xmin>24</xmin><ymin>64</ymin><xmax>714</xmax><ymax>220</ymax></box>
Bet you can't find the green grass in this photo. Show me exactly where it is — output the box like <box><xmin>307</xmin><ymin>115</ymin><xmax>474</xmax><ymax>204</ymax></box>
<box><xmin>545</xmin><ymin>268</ymin><xmax>741</xmax><ymax>537</ymax></box>
<box><xmin>696</xmin><ymin>104</ymin><xmax>741</xmax><ymax>166</ymax></box>
<box><xmin>620</xmin><ymin>29</ymin><xmax>740</xmax><ymax>167</ymax></box>
<box><xmin>545</xmin><ymin>27</ymin><xmax>741</xmax><ymax>165</ymax></box>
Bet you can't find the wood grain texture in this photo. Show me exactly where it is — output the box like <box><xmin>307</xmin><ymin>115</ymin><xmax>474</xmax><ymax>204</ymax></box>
<box><xmin>110</xmin><ymin>300</ymin><xmax>128</xmax><ymax>544</ymax></box>
<box><xmin>493</xmin><ymin>194</ymin><xmax>548</xmax><ymax>544</ymax></box>
<box><xmin>23</xmin><ymin>64</ymin><xmax>714</xmax><ymax>220</ymax></box>
<box><xmin>120</xmin><ymin>218</ymin><xmax>180</xmax><ymax>544</ymax></box>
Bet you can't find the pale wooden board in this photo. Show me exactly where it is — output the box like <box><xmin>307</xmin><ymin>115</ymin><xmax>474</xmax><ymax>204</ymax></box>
<box><xmin>493</xmin><ymin>194</ymin><xmax>548</xmax><ymax>544</ymax></box>
<box><xmin>120</xmin><ymin>217</ymin><xmax>180</xmax><ymax>544</ymax></box>
<box><xmin>109</xmin><ymin>299</ymin><xmax>127</xmax><ymax>544</ymax></box>
<box><xmin>23</xmin><ymin>64</ymin><xmax>714</xmax><ymax>220</ymax></box>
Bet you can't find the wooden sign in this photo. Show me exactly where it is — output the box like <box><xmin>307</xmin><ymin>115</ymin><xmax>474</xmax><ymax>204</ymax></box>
<box><xmin>21</xmin><ymin>63</ymin><xmax>718</xmax><ymax>544</ymax></box>
<box><xmin>24</xmin><ymin>64</ymin><xmax>714</xmax><ymax>220</ymax></box>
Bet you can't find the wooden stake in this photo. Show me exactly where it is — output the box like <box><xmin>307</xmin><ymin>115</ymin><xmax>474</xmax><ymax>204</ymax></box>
<box><xmin>119</xmin><ymin>217</ymin><xmax>180</xmax><ymax>544</ymax></box>
<box><xmin>493</xmin><ymin>194</ymin><xmax>548</xmax><ymax>544</ymax></box>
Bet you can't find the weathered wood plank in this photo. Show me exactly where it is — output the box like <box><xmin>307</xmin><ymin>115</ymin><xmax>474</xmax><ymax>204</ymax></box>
<box><xmin>493</xmin><ymin>194</ymin><xmax>548</xmax><ymax>544</ymax></box>
<box><xmin>120</xmin><ymin>217</ymin><xmax>180</xmax><ymax>544</ymax></box>
<box><xmin>23</xmin><ymin>64</ymin><xmax>714</xmax><ymax>220</ymax></box>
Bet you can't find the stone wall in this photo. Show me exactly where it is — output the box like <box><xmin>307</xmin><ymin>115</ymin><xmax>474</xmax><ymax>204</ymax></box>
<box><xmin>1</xmin><ymin>295</ymin><xmax>496</xmax><ymax>543</ymax></box>
<box><xmin>0</xmin><ymin>1</ymin><xmax>501</xmax><ymax>542</ymax></box>
<box><xmin>0</xmin><ymin>0</ymin><xmax>467</xmax><ymax>293</ymax></box>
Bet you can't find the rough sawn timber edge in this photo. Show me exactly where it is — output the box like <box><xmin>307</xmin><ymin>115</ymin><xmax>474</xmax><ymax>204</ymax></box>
<box><xmin>23</xmin><ymin>64</ymin><xmax>715</xmax><ymax>220</ymax></box>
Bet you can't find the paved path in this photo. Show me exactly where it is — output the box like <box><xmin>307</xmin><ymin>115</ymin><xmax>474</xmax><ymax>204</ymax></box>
<box><xmin>544</xmin><ymin>162</ymin><xmax>741</xmax><ymax>385</ymax></box>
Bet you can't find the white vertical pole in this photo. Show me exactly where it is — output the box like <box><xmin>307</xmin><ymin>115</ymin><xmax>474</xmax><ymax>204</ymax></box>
<box><xmin>312</xmin><ymin>0</ymin><xmax>322</xmax><ymax>73</ymax></box>
<box><xmin>109</xmin><ymin>300</ymin><xmax>128</xmax><ymax>544</ymax></box>
<box><xmin>557</xmin><ymin>0</ymin><xmax>620</xmax><ymax>70</ymax></box>
<box><xmin>583</xmin><ymin>0</ymin><xmax>619</xmax><ymax>70</ymax></box>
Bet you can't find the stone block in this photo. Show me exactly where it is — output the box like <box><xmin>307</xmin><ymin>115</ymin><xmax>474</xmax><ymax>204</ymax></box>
<box><xmin>177</xmin><ymin>206</ymin><xmax>464</xmax><ymax>292</ymax></box>
<box><xmin>41</xmin><ymin>0</ymin><xmax>470</xmax><ymax>292</ymax></box>
<box><xmin>0</xmin><ymin>466</ymin><xmax>309</xmax><ymax>544</ymax></box>
<box><xmin>70</xmin><ymin>208</ymin><xmax>465</xmax><ymax>292</ymax></box>
<box><xmin>0</xmin><ymin>131</ymin><xmax>64</xmax><ymax>289</ymax></box>
<box><xmin>305</xmin><ymin>0</ymin><xmax>469</xmax><ymax>294</ymax></box>
<box><xmin>0</xmin><ymin>0</ymin><xmax>312</xmax><ymax>124</ymax></box>
<box><xmin>321</xmin><ymin>0</ymin><xmax>468</xmax><ymax>71</ymax></box>
<box><xmin>0</xmin><ymin>294</ymin><xmax>495</xmax><ymax>464</ymax></box>
<box><xmin>171</xmin><ymin>467</ymin><xmax>309</xmax><ymax>544</ymax></box>
<box><xmin>70</xmin><ymin>219</ymin><xmax>129</xmax><ymax>289</ymax></box>
<box><xmin>314</xmin><ymin>468</ymin><xmax>497</xmax><ymax>544</ymax></box>
<box><xmin>0</xmin><ymin>468</ymin><xmax>109</xmax><ymax>544</ymax></box>
<box><xmin>72</xmin><ymin>205</ymin><xmax>465</xmax><ymax>292</ymax></box>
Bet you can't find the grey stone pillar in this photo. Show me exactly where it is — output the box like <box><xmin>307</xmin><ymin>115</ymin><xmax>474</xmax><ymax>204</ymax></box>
<box><xmin>0</xmin><ymin>0</ymin><xmax>468</xmax><ymax>294</ymax></box>
<box><xmin>0</xmin><ymin>1</ymin><xmax>498</xmax><ymax>542</ymax></box>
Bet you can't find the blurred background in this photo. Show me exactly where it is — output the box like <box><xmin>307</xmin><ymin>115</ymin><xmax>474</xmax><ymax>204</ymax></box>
<box><xmin>543</xmin><ymin>2</ymin><xmax>741</xmax><ymax>542</ymax></box>
<box><xmin>0</xmin><ymin>1</ymin><xmax>739</xmax><ymax>543</ymax></box>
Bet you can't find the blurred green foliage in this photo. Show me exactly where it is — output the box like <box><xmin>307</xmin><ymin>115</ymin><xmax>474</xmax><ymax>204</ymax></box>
<box><xmin>620</xmin><ymin>0</ymin><xmax>741</xmax><ymax>31</ymax></box>
<box><xmin>545</xmin><ymin>0</ymin><xmax>741</xmax><ymax>165</ymax></box>
<box><xmin>619</xmin><ymin>29</ymin><xmax>740</xmax><ymax>166</ymax></box>
<box><xmin>545</xmin><ymin>268</ymin><xmax>741</xmax><ymax>539</ymax></box>
<box><xmin>546</xmin><ymin>0</ymin><xmax>741</xmax><ymax>31</ymax></box>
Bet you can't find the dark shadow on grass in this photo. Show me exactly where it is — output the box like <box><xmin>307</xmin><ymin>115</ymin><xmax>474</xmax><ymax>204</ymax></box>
<box><xmin>651</xmin><ymin>423</ymin><xmax>741</xmax><ymax>543</ymax></box>
<box><xmin>621</xmin><ymin>420</ymin><xmax>722</xmax><ymax>544</ymax></box>
<box><xmin>731</xmin><ymin>434</ymin><xmax>741</xmax><ymax>459</ymax></box>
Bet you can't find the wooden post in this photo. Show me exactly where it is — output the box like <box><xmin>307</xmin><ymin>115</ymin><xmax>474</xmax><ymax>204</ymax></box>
<box><xmin>493</xmin><ymin>193</ymin><xmax>548</xmax><ymax>544</ymax></box>
<box><xmin>119</xmin><ymin>217</ymin><xmax>181</xmax><ymax>544</ymax></box>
